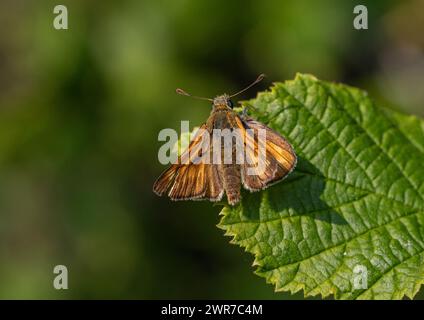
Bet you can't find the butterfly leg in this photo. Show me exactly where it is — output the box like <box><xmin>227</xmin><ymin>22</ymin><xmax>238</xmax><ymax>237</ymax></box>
<box><xmin>238</xmin><ymin>102</ymin><xmax>272</xmax><ymax>120</ymax></box>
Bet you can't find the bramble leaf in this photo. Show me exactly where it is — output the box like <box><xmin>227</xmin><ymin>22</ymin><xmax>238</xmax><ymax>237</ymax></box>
<box><xmin>218</xmin><ymin>74</ymin><xmax>424</xmax><ymax>300</ymax></box>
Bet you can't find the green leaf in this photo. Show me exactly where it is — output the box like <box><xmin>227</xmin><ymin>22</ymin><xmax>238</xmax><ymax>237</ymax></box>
<box><xmin>218</xmin><ymin>74</ymin><xmax>424</xmax><ymax>300</ymax></box>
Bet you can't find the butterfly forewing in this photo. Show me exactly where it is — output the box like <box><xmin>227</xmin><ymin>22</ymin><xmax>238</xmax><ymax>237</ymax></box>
<box><xmin>153</xmin><ymin>123</ymin><xmax>225</xmax><ymax>202</ymax></box>
<box><xmin>236</xmin><ymin>116</ymin><xmax>297</xmax><ymax>191</ymax></box>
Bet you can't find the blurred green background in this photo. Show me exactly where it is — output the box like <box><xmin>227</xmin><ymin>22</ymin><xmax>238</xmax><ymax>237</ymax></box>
<box><xmin>0</xmin><ymin>0</ymin><xmax>423</xmax><ymax>299</ymax></box>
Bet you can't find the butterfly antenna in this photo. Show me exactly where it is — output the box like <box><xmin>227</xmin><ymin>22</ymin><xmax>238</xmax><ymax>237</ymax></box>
<box><xmin>176</xmin><ymin>88</ymin><xmax>213</xmax><ymax>102</ymax></box>
<box><xmin>229</xmin><ymin>73</ymin><xmax>266</xmax><ymax>98</ymax></box>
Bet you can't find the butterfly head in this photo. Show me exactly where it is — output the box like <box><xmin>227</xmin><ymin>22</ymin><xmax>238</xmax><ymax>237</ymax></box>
<box><xmin>213</xmin><ymin>94</ymin><xmax>234</xmax><ymax>110</ymax></box>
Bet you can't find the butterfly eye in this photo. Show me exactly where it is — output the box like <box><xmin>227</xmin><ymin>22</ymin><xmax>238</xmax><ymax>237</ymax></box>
<box><xmin>227</xmin><ymin>100</ymin><xmax>233</xmax><ymax>108</ymax></box>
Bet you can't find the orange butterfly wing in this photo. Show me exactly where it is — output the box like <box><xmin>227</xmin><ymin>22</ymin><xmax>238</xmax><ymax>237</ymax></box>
<box><xmin>235</xmin><ymin>116</ymin><xmax>297</xmax><ymax>191</ymax></box>
<box><xmin>153</xmin><ymin>124</ymin><xmax>224</xmax><ymax>201</ymax></box>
